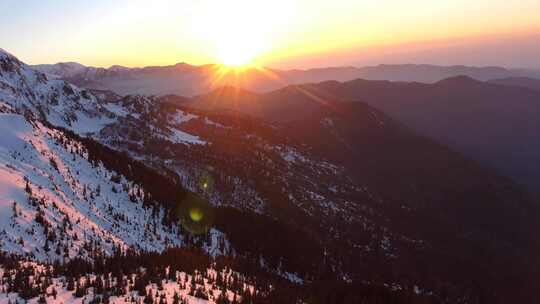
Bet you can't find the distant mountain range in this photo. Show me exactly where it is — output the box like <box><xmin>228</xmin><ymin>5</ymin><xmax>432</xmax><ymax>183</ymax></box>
<box><xmin>32</xmin><ymin>61</ymin><xmax>540</xmax><ymax>96</ymax></box>
<box><xmin>3</xmin><ymin>48</ymin><xmax>540</xmax><ymax>303</ymax></box>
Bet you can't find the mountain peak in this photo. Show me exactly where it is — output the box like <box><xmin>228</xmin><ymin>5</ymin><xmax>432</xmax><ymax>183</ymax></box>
<box><xmin>0</xmin><ymin>48</ymin><xmax>22</xmax><ymax>67</ymax></box>
<box><xmin>56</xmin><ymin>61</ymin><xmax>86</xmax><ymax>68</ymax></box>
<box><xmin>174</xmin><ymin>62</ymin><xmax>189</xmax><ymax>67</ymax></box>
<box><xmin>435</xmin><ymin>75</ymin><xmax>480</xmax><ymax>86</ymax></box>
<box><xmin>108</xmin><ymin>64</ymin><xmax>131</xmax><ymax>72</ymax></box>
<box><xmin>0</xmin><ymin>47</ymin><xmax>16</xmax><ymax>58</ymax></box>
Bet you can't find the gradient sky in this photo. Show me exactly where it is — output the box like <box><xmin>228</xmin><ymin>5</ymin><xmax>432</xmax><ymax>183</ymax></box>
<box><xmin>1</xmin><ymin>0</ymin><xmax>539</xmax><ymax>69</ymax></box>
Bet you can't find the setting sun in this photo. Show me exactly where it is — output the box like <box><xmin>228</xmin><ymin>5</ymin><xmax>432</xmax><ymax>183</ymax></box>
<box><xmin>213</xmin><ymin>30</ymin><xmax>263</xmax><ymax>67</ymax></box>
<box><xmin>190</xmin><ymin>0</ymin><xmax>295</xmax><ymax>67</ymax></box>
<box><xmin>218</xmin><ymin>45</ymin><xmax>258</xmax><ymax>67</ymax></box>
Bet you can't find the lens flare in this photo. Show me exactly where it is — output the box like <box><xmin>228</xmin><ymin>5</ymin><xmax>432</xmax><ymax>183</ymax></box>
<box><xmin>176</xmin><ymin>192</ymin><xmax>214</xmax><ymax>235</ymax></box>
<box><xmin>198</xmin><ymin>171</ymin><xmax>214</xmax><ymax>193</ymax></box>
<box><xmin>189</xmin><ymin>207</ymin><xmax>204</xmax><ymax>222</ymax></box>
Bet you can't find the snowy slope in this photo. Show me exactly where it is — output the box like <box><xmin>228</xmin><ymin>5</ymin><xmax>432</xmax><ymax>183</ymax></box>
<box><xmin>0</xmin><ymin>49</ymin><xmax>115</xmax><ymax>134</ymax></box>
<box><xmin>102</xmin><ymin>95</ymin><xmax>207</xmax><ymax>146</ymax></box>
<box><xmin>0</xmin><ymin>112</ymin><xmax>229</xmax><ymax>262</ymax></box>
<box><xmin>0</xmin><ymin>261</ymin><xmax>256</xmax><ymax>304</ymax></box>
<box><xmin>1</xmin><ymin>49</ymin><xmax>207</xmax><ymax>146</ymax></box>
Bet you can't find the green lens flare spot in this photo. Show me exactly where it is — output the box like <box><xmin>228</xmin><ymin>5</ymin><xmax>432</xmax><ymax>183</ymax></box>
<box><xmin>189</xmin><ymin>208</ymin><xmax>204</xmax><ymax>222</ymax></box>
<box><xmin>198</xmin><ymin>171</ymin><xmax>214</xmax><ymax>192</ymax></box>
<box><xmin>176</xmin><ymin>192</ymin><xmax>214</xmax><ymax>234</ymax></box>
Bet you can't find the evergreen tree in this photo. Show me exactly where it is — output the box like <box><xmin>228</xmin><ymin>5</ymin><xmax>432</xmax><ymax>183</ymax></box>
<box><xmin>51</xmin><ymin>287</ymin><xmax>57</xmax><ymax>299</ymax></box>
<box><xmin>158</xmin><ymin>294</ymin><xmax>167</xmax><ymax>304</ymax></box>
<box><xmin>66</xmin><ymin>276</ymin><xmax>75</xmax><ymax>291</ymax></box>
<box><xmin>11</xmin><ymin>201</ymin><xmax>18</xmax><ymax>218</ymax></box>
<box><xmin>95</xmin><ymin>276</ymin><xmax>104</xmax><ymax>294</ymax></box>
<box><xmin>144</xmin><ymin>290</ymin><xmax>154</xmax><ymax>304</ymax></box>
<box><xmin>172</xmin><ymin>292</ymin><xmax>180</xmax><ymax>304</ymax></box>
<box><xmin>43</xmin><ymin>238</ymin><xmax>50</xmax><ymax>252</ymax></box>
<box><xmin>38</xmin><ymin>295</ymin><xmax>47</xmax><ymax>304</ymax></box>
<box><xmin>24</xmin><ymin>179</ymin><xmax>32</xmax><ymax>195</ymax></box>
<box><xmin>74</xmin><ymin>280</ymin><xmax>87</xmax><ymax>297</ymax></box>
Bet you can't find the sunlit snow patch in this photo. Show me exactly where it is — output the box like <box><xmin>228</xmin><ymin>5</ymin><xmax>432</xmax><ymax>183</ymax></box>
<box><xmin>0</xmin><ymin>114</ymin><xmax>33</xmax><ymax>152</ymax></box>
<box><xmin>168</xmin><ymin>128</ymin><xmax>207</xmax><ymax>145</ymax></box>
<box><xmin>172</xmin><ymin>110</ymin><xmax>198</xmax><ymax>124</ymax></box>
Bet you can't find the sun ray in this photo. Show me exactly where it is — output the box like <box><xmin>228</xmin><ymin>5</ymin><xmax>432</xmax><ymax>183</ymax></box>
<box><xmin>189</xmin><ymin>0</ymin><xmax>295</xmax><ymax>68</ymax></box>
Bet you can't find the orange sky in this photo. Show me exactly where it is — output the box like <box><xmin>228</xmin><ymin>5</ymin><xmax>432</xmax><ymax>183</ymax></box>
<box><xmin>1</xmin><ymin>0</ymin><xmax>540</xmax><ymax>69</ymax></box>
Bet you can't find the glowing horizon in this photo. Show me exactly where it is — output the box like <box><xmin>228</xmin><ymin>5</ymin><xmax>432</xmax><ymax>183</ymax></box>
<box><xmin>1</xmin><ymin>0</ymin><xmax>540</xmax><ymax>69</ymax></box>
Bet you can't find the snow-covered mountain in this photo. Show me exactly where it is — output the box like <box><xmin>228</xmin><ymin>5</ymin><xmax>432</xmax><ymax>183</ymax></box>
<box><xmin>0</xmin><ymin>49</ymin><xmax>295</xmax><ymax>304</ymax></box>
<box><xmin>2</xmin><ymin>48</ymin><xmax>540</xmax><ymax>303</ymax></box>
<box><xmin>0</xmin><ymin>49</ymin><xmax>116</xmax><ymax>134</ymax></box>
<box><xmin>0</xmin><ymin>112</ymin><xmax>189</xmax><ymax>260</ymax></box>
<box><xmin>0</xmin><ymin>48</ymin><xmax>235</xmax><ymax>261</ymax></box>
<box><xmin>32</xmin><ymin>62</ymin><xmax>88</xmax><ymax>79</ymax></box>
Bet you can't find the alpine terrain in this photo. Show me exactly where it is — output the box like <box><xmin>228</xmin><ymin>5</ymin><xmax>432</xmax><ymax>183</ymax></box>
<box><xmin>1</xmin><ymin>48</ymin><xmax>539</xmax><ymax>304</ymax></box>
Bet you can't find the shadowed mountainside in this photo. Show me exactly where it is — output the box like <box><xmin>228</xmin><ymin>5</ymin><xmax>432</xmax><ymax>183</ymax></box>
<box><xmin>488</xmin><ymin>76</ymin><xmax>540</xmax><ymax>92</ymax></box>
<box><xmin>187</xmin><ymin>78</ymin><xmax>540</xmax><ymax>193</ymax></box>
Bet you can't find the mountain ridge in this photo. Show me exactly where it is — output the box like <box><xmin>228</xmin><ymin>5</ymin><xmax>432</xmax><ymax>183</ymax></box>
<box><xmin>31</xmin><ymin>59</ymin><xmax>540</xmax><ymax>96</ymax></box>
<box><xmin>488</xmin><ymin>76</ymin><xmax>540</xmax><ymax>92</ymax></box>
